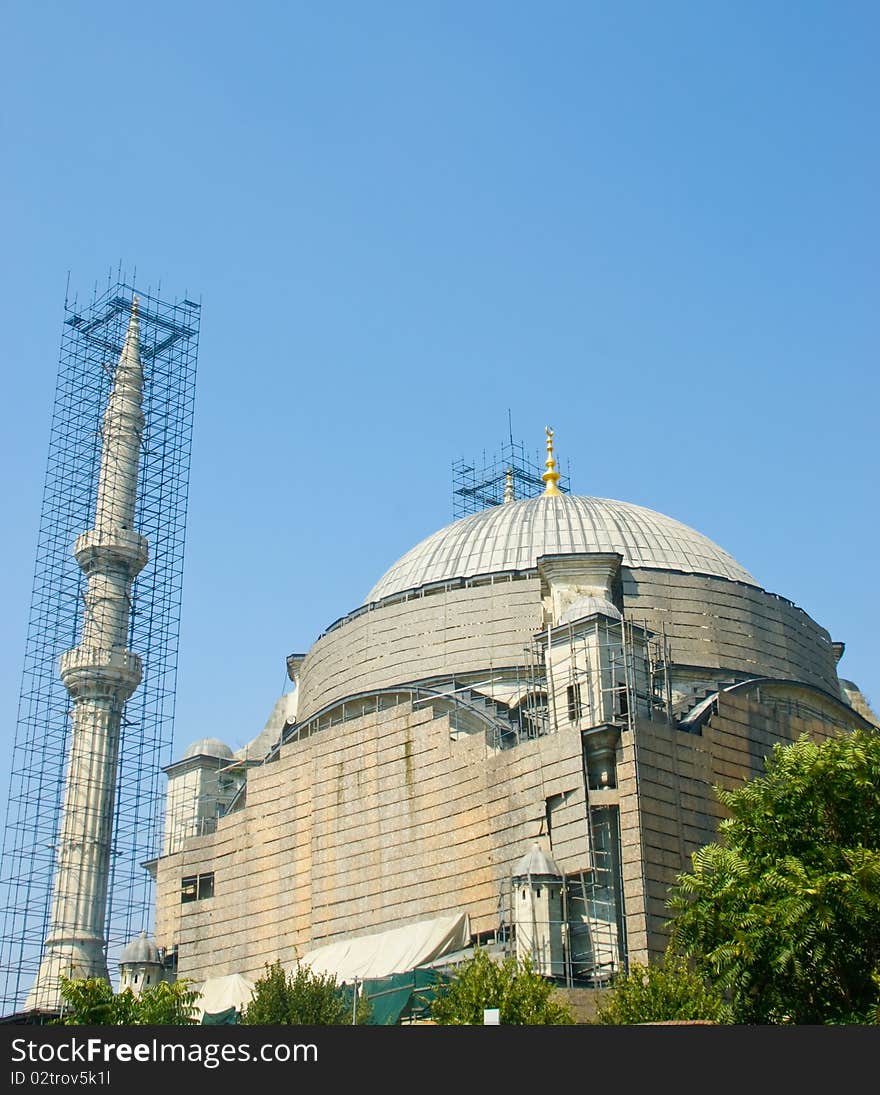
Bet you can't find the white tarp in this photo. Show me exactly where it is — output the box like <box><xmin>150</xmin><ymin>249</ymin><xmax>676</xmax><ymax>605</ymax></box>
<box><xmin>298</xmin><ymin>911</ymin><xmax>471</xmax><ymax>983</ymax></box>
<box><xmin>195</xmin><ymin>972</ymin><xmax>256</xmax><ymax>1019</ymax></box>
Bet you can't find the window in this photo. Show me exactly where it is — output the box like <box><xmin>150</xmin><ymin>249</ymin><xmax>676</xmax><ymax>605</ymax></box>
<box><xmin>181</xmin><ymin>871</ymin><xmax>214</xmax><ymax>904</ymax></box>
<box><xmin>566</xmin><ymin>684</ymin><xmax>582</xmax><ymax>722</ymax></box>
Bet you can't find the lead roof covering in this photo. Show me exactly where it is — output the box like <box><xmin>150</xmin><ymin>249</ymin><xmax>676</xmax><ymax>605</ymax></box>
<box><xmin>365</xmin><ymin>494</ymin><xmax>757</xmax><ymax>604</ymax></box>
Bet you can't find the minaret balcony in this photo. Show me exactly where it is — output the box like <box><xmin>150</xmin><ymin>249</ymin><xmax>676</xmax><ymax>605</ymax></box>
<box><xmin>74</xmin><ymin>528</ymin><xmax>148</xmax><ymax>576</ymax></box>
<box><xmin>60</xmin><ymin>647</ymin><xmax>143</xmax><ymax>699</ymax></box>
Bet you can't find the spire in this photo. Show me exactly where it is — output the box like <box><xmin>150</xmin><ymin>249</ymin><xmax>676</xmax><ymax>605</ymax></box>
<box><xmin>504</xmin><ymin>467</ymin><xmax>515</xmax><ymax>503</ymax></box>
<box><xmin>542</xmin><ymin>427</ymin><xmax>561</xmax><ymax>496</ymax></box>
<box><xmin>117</xmin><ymin>296</ymin><xmax>143</xmax><ymax>389</ymax></box>
<box><xmin>93</xmin><ymin>297</ymin><xmax>145</xmax><ymax>534</ymax></box>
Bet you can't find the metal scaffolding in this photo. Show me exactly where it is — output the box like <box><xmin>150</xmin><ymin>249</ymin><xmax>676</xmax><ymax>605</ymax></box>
<box><xmin>0</xmin><ymin>278</ymin><xmax>199</xmax><ymax>1015</ymax></box>
<box><xmin>452</xmin><ymin>438</ymin><xmax>571</xmax><ymax>519</ymax></box>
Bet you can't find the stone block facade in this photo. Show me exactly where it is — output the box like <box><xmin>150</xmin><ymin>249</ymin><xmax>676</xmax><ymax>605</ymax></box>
<box><xmin>155</xmin><ymin>674</ymin><xmax>857</xmax><ymax>983</ymax></box>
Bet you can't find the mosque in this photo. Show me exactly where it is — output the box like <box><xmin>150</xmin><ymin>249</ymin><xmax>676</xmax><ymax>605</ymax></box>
<box><xmin>142</xmin><ymin>428</ymin><xmax>876</xmax><ymax>1003</ymax></box>
<box><xmin>15</xmin><ymin>294</ymin><xmax>870</xmax><ymax>1019</ymax></box>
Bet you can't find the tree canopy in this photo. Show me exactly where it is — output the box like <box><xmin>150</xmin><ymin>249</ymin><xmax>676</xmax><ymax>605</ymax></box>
<box><xmin>241</xmin><ymin>960</ymin><xmax>370</xmax><ymax>1025</ymax></box>
<box><xmin>430</xmin><ymin>948</ymin><xmax>574</xmax><ymax>1025</ymax></box>
<box><xmin>592</xmin><ymin>950</ymin><xmax>730</xmax><ymax>1025</ymax></box>
<box><xmin>57</xmin><ymin>976</ymin><xmax>199</xmax><ymax>1025</ymax></box>
<box><xmin>668</xmin><ymin>729</ymin><xmax>880</xmax><ymax>1024</ymax></box>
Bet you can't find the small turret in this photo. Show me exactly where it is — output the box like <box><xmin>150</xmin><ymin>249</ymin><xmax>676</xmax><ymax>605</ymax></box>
<box><xmin>512</xmin><ymin>843</ymin><xmax>565</xmax><ymax>977</ymax></box>
<box><xmin>119</xmin><ymin>931</ymin><xmax>167</xmax><ymax>994</ymax></box>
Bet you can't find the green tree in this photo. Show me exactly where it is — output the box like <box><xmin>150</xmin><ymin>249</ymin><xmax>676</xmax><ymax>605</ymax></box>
<box><xmin>668</xmin><ymin>730</ymin><xmax>880</xmax><ymax>1024</ymax></box>
<box><xmin>57</xmin><ymin>977</ymin><xmax>199</xmax><ymax>1025</ymax></box>
<box><xmin>134</xmin><ymin>979</ymin><xmax>201</xmax><ymax>1024</ymax></box>
<box><xmin>57</xmin><ymin>977</ymin><xmax>124</xmax><ymax>1025</ymax></box>
<box><xmin>592</xmin><ymin>950</ymin><xmax>730</xmax><ymax>1025</ymax></box>
<box><xmin>241</xmin><ymin>960</ymin><xmax>370</xmax><ymax>1025</ymax></box>
<box><xmin>430</xmin><ymin>949</ymin><xmax>574</xmax><ymax>1025</ymax></box>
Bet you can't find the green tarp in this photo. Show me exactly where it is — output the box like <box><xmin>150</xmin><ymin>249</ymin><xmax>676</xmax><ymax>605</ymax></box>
<box><xmin>199</xmin><ymin>970</ymin><xmax>449</xmax><ymax>1025</ymax></box>
<box><xmin>201</xmin><ymin>1006</ymin><xmax>239</xmax><ymax>1025</ymax></box>
<box><xmin>361</xmin><ymin>968</ymin><xmax>448</xmax><ymax>1025</ymax></box>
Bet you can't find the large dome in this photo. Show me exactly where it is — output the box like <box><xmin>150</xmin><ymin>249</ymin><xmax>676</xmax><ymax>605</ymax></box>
<box><xmin>365</xmin><ymin>494</ymin><xmax>756</xmax><ymax>603</ymax></box>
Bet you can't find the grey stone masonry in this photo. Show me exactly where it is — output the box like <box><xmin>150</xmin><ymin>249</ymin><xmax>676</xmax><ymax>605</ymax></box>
<box><xmin>154</xmin><ymin>697</ymin><xmax>590</xmax><ymax>985</ymax></box>
<box><xmin>622</xmin><ymin>569</ymin><xmax>841</xmax><ymax>696</ymax></box>
<box><xmin>296</xmin><ymin>566</ymin><xmax>841</xmax><ymax>728</ymax></box>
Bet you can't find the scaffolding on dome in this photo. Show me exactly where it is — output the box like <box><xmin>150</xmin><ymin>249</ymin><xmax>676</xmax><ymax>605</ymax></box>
<box><xmin>0</xmin><ymin>277</ymin><xmax>199</xmax><ymax>1015</ymax></box>
<box><xmin>451</xmin><ymin>438</ymin><xmax>571</xmax><ymax>519</ymax></box>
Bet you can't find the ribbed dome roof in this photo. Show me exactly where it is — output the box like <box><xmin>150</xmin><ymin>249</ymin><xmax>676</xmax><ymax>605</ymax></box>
<box><xmin>366</xmin><ymin>494</ymin><xmax>756</xmax><ymax>604</ymax></box>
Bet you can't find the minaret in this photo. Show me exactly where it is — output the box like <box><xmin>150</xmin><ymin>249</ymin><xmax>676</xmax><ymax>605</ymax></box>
<box><xmin>27</xmin><ymin>299</ymin><xmax>149</xmax><ymax>1011</ymax></box>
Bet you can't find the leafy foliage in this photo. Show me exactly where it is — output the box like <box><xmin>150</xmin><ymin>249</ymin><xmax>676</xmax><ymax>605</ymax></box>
<box><xmin>58</xmin><ymin>976</ymin><xmax>199</xmax><ymax>1025</ymax></box>
<box><xmin>134</xmin><ymin>979</ymin><xmax>201</xmax><ymax>1024</ymax></box>
<box><xmin>57</xmin><ymin>978</ymin><xmax>122</xmax><ymax>1025</ymax></box>
<box><xmin>592</xmin><ymin>950</ymin><xmax>730</xmax><ymax>1025</ymax></box>
<box><xmin>668</xmin><ymin>730</ymin><xmax>880</xmax><ymax>1024</ymax></box>
<box><xmin>430</xmin><ymin>948</ymin><xmax>574</xmax><ymax>1025</ymax></box>
<box><xmin>241</xmin><ymin>960</ymin><xmax>370</xmax><ymax>1025</ymax></box>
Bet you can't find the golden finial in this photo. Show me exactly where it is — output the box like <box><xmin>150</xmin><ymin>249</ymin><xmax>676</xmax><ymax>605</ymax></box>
<box><xmin>504</xmin><ymin>467</ymin><xmax>515</xmax><ymax>503</ymax></box>
<box><xmin>542</xmin><ymin>426</ymin><xmax>561</xmax><ymax>496</ymax></box>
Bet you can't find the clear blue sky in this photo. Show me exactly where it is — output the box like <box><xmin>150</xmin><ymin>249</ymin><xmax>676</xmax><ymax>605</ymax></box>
<box><xmin>1</xmin><ymin>1</ymin><xmax>877</xmax><ymax>798</ymax></box>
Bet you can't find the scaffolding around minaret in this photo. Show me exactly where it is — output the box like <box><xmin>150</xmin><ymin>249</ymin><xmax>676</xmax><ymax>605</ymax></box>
<box><xmin>452</xmin><ymin>437</ymin><xmax>571</xmax><ymax>519</ymax></box>
<box><xmin>0</xmin><ymin>278</ymin><xmax>200</xmax><ymax>1016</ymax></box>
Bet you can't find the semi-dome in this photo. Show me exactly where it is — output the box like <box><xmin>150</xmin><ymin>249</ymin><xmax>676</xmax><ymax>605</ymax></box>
<box><xmin>182</xmin><ymin>737</ymin><xmax>234</xmax><ymax>761</ymax></box>
<box><xmin>366</xmin><ymin>494</ymin><xmax>756</xmax><ymax>604</ymax></box>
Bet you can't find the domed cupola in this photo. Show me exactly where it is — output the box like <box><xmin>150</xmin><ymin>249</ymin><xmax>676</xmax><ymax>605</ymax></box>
<box><xmin>118</xmin><ymin>931</ymin><xmax>165</xmax><ymax>994</ymax></box>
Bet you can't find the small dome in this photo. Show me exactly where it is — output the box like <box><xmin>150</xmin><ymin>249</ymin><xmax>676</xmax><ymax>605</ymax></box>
<box><xmin>557</xmin><ymin>594</ymin><xmax>622</xmax><ymax>624</ymax></box>
<box><xmin>365</xmin><ymin>494</ymin><xmax>756</xmax><ymax>604</ymax></box>
<box><xmin>120</xmin><ymin>931</ymin><xmax>160</xmax><ymax>966</ymax></box>
<box><xmin>182</xmin><ymin>737</ymin><xmax>234</xmax><ymax>761</ymax></box>
<box><xmin>512</xmin><ymin>844</ymin><xmax>563</xmax><ymax>881</ymax></box>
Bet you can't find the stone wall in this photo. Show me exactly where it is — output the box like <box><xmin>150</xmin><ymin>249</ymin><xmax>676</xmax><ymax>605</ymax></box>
<box><xmin>296</xmin><ymin>577</ymin><xmax>544</xmax><ymax>721</ymax></box>
<box><xmin>626</xmin><ymin>689</ymin><xmax>846</xmax><ymax>957</ymax></box>
<box><xmin>294</xmin><ymin>568</ymin><xmax>841</xmax><ymax>727</ymax></box>
<box><xmin>155</xmin><ymin>696</ymin><xmax>590</xmax><ymax>985</ymax></box>
<box><xmin>623</xmin><ymin>569</ymin><xmax>840</xmax><ymax>695</ymax></box>
<box><xmin>155</xmin><ymin>687</ymin><xmax>863</xmax><ymax>987</ymax></box>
